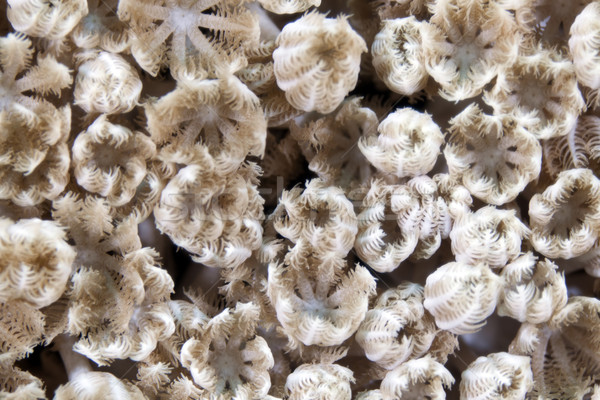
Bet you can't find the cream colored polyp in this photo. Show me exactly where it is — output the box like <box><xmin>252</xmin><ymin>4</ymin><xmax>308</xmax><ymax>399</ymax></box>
<box><xmin>273</xmin><ymin>12</ymin><xmax>366</xmax><ymax>114</ymax></box>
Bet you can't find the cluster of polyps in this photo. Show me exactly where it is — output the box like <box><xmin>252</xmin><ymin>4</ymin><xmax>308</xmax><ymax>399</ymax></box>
<box><xmin>2</xmin><ymin>0</ymin><xmax>600</xmax><ymax>398</ymax></box>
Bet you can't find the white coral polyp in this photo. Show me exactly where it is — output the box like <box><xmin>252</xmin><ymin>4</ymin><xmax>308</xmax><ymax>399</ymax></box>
<box><xmin>371</xmin><ymin>17</ymin><xmax>428</xmax><ymax>95</ymax></box>
<box><xmin>74</xmin><ymin>50</ymin><xmax>142</xmax><ymax>114</ymax></box>
<box><xmin>380</xmin><ymin>356</ymin><xmax>454</xmax><ymax>400</ymax></box>
<box><xmin>569</xmin><ymin>2</ymin><xmax>600</xmax><ymax>106</ymax></box>
<box><xmin>355</xmin><ymin>176</ymin><xmax>456</xmax><ymax>273</ymax></box>
<box><xmin>498</xmin><ymin>253</ymin><xmax>567</xmax><ymax>324</ymax></box>
<box><xmin>529</xmin><ymin>168</ymin><xmax>600</xmax><ymax>259</ymax></box>
<box><xmin>421</xmin><ymin>0</ymin><xmax>519</xmax><ymax>101</ymax></box>
<box><xmin>258</xmin><ymin>0</ymin><xmax>320</xmax><ymax>14</ymax></box>
<box><xmin>7</xmin><ymin>0</ymin><xmax>88</xmax><ymax>40</ymax></box>
<box><xmin>72</xmin><ymin>115</ymin><xmax>155</xmax><ymax>206</ymax></box>
<box><xmin>273</xmin><ymin>12</ymin><xmax>367</xmax><ymax>114</ymax></box>
<box><xmin>70</xmin><ymin>0</ymin><xmax>130</xmax><ymax>53</ymax></box>
<box><xmin>290</xmin><ymin>97</ymin><xmax>378</xmax><ymax>186</ymax></box>
<box><xmin>460</xmin><ymin>352</ymin><xmax>533</xmax><ymax>400</ymax></box>
<box><xmin>484</xmin><ymin>44</ymin><xmax>585</xmax><ymax>139</ymax></box>
<box><xmin>355</xmin><ymin>283</ymin><xmax>456</xmax><ymax>370</ymax></box>
<box><xmin>0</xmin><ymin>218</ymin><xmax>75</xmax><ymax>308</ymax></box>
<box><xmin>286</xmin><ymin>363</ymin><xmax>354</xmax><ymax>400</ymax></box>
<box><xmin>272</xmin><ymin>178</ymin><xmax>358</xmax><ymax>259</ymax></box>
<box><xmin>0</xmin><ymin>33</ymin><xmax>72</xmax><ymax>111</ymax></box>
<box><xmin>267</xmin><ymin>260</ymin><xmax>376</xmax><ymax>347</ymax></box>
<box><xmin>154</xmin><ymin>163</ymin><xmax>264</xmax><ymax>269</ymax></box>
<box><xmin>180</xmin><ymin>303</ymin><xmax>274</xmax><ymax>399</ymax></box>
<box><xmin>0</xmin><ymin>104</ymin><xmax>71</xmax><ymax>207</ymax></box>
<box><xmin>54</xmin><ymin>371</ymin><xmax>146</xmax><ymax>400</ymax></box>
<box><xmin>118</xmin><ymin>0</ymin><xmax>259</xmax><ymax>77</ymax></box>
<box><xmin>450</xmin><ymin>206</ymin><xmax>529</xmax><ymax>269</ymax></box>
<box><xmin>355</xmin><ymin>181</ymin><xmax>417</xmax><ymax>273</ymax></box>
<box><xmin>424</xmin><ymin>262</ymin><xmax>502</xmax><ymax>335</ymax></box>
<box><xmin>359</xmin><ymin>108</ymin><xmax>444</xmax><ymax>178</ymax></box>
<box><xmin>144</xmin><ymin>72</ymin><xmax>267</xmax><ymax>169</ymax></box>
<box><xmin>444</xmin><ymin>103</ymin><xmax>542</xmax><ymax>205</ymax></box>
<box><xmin>71</xmin><ymin>248</ymin><xmax>175</xmax><ymax>365</ymax></box>
<box><xmin>510</xmin><ymin>297</ymin><xmax>600</xmax><ymax>398</ymax></box>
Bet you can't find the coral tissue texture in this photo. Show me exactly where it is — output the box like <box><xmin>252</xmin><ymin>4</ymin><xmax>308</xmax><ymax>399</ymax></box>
<box><xmin>3</xmin><ymin>0</ymin><xmax>600</xmax><ymax>399</ymax></box>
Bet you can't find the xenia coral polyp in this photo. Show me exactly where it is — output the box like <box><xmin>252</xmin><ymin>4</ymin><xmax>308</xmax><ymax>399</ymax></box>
<box><xmin>2</xmin><ymin>0</ymin><xmax>600</xmax><ymax>398</ymax></box>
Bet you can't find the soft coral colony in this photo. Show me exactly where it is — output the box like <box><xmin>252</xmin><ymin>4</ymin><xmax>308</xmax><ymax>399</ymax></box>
<box><xmin>2</xmin><ymin>0</ymin><xmax>600</xmax><ymax>398</ymax></box>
